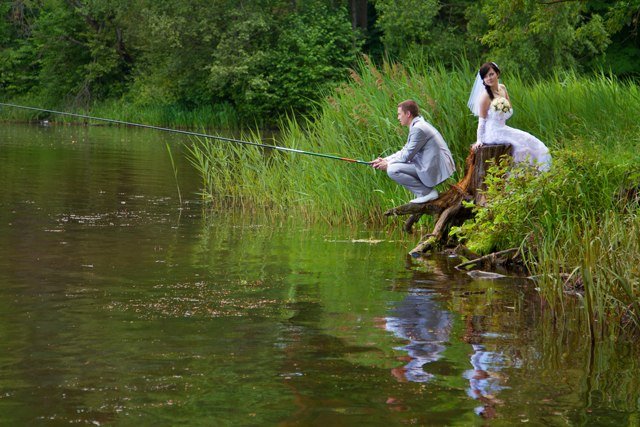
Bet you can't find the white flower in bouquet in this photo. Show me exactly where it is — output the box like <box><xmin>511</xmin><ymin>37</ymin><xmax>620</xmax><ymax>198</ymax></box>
<box><xmin>490</xmin><ymin>96</ymin><xmax>511</xmax><ymax>114</ymax></box>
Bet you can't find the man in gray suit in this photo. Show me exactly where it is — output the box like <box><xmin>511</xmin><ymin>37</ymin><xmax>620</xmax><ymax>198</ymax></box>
<box><xmin>371</xmin><ymin>100</ymin><xmax>456</xmax><ymax>203</ymax></box>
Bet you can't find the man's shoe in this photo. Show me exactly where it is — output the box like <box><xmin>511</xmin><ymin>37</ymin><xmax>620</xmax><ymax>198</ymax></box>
<box><xmin>410</xmin><ymin>189</ymin><xmax>439</xmax><ymax>204</ymax></box>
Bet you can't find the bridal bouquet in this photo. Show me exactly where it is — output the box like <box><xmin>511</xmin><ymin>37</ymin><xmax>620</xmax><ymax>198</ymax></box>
<box><xmin>490</xmin><ymin>96</ymin><xmax>511</xmax><ymax>114</ymax></box>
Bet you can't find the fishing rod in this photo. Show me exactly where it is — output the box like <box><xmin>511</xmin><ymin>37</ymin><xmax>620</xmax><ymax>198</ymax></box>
<box><xmin>0</xmin><ymin>102</ymin><xmax>372</xmax><ymax>165</ymax></box>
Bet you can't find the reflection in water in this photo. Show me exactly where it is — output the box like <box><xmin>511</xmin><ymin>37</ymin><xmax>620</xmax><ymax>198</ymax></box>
<box><xmin>382</xmin><ymin>288</ymin><xmax>509</xmax><ymax>420</ymax></box>
<box><xmin>463</xmin><ymin>315</ymin><xmax>508</xmax><ymax>419</ymax></box>
<box><xmin>383</xmin><ymin>290</ymin><xmax>452</xmax><ymax>382</ymax></box>
<box><xmin>464</xmin><ymin>344</ymin><xmax>506</xmax><ymax>418</ymax></box>
<box><xmin>383</xmin><ymin>256</ymin><xmax>513</xmax><ymax>421</ymax></box>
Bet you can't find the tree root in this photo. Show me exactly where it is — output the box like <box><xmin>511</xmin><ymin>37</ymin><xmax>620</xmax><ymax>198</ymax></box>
<box><xmin>454</xmin><ymin>248</ymin><xmax>521</xmax><ymax>270</ymax></box>
<box><xmin>385</xmin><ymin>144</ymin><xmax>513</xmax><ymax>257</ymax></box>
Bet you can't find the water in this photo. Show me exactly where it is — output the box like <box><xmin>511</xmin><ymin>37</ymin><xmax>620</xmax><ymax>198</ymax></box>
<box><xmin>1</xmin><ymin>123</ymin><xmax>639</xmax><ymax>426</ymax></box>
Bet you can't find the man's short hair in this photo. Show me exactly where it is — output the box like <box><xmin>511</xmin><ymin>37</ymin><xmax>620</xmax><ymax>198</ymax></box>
<box><xmin>398</xmin><ymin>100</ymin><xmax>419</xmax><ymax>117</ymax></box>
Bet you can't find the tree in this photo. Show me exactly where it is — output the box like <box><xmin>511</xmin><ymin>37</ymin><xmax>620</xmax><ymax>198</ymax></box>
<box><xmin>371</xmin><ymin>0</ymin><xmax>482</xmax><ymax>65</ymax></box>
<box><xmin>0</xmin><ymin>0</ymin><xmax>135</xmax><ymax>106</ymax></box>
<box><xmin>593</xmin><ymin>0</ymin><xmax>640</xmax><ymax>76</ymax></box>
<box><xmin>208</xmin><ymin>1</ymin><xmax>359</xmax><ymax>120</ymax></box>
<box><xmin>0</xmin><ymin>1</ymin><xmax>40</xmax><ymax>96</ymax></box>
<box><xmin>0</xmin><ymin>0</ymin><xmax>638</xmax><ymax>124</ymax></box>
<box><xmin>349</xmin><ymin>0</ymin><xmax>368</xmax><ymax>30</ymax></box>
<box><xmin>466</xmin><ymin>0</ymin><xmax>610</xmax><ymax>73</ymax></box>
<box><xmin>373</xmin><ymin>0</ymin><xmax>440</xmax><ymax>58</ymax></box>
<box><xmin>122</xmin><ymin>0</ymin><xmax>228</xmax><ymax>107</ymax></box>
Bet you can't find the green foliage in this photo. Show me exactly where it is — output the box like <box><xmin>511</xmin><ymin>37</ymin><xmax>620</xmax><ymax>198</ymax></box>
<box><xmin>373</xmin><ymin>0</ymin><xmax>440</xmax><ymax>57</ymax></box>
<box><xmin>373</xmin><ymin>0</ymin><xmax>479</xmax><ymax>64</ymax></box>
<box><xmin>248</xmin><ymin>4</ymin><xmax>359</xmax><ymax>117</ymax></box>
<box><xmin>599</xmin><ymin>0</ymin><xmax>640</xmax><ymax>34</ymax></box>
<box><xmin>467</xmin><ymin>0</ymin><xmax>610</xmax><ymax>73</ymax></box>
<box><xmin>0</xmin><ymin>0</ymin><xmax>135</xmax><ymax>106</ymax></box>
<box><xmin>207</xmin><ymin>13</ymin><xmax>272</xmax><ymax>108</ymax></box>
<box><xmin>450</xmin><ymin>147</ymin><xmax>640</xmax><ymax>255</ymax></box>
<box><xmin>1</xmin><ymin>0</ymin><xmax>639</xmax><ymax>125</ymax></box>
<box><xmin>209</xmin><ymin>3</ymin><xmax>359</xmax><ymax>120</ymax></box>
<box><xmin>0</xmin><ymin>1</ymin><xmax>38</xmax><ymax>96</ymax></box>
<box><xmin>123</xmin><ymin>0</ymin><xmax>224</xmax><ymax>107</ymax></box>
<box><xmin>184</xmin><ymin>59</ymin><xmax>640</xmax><ymax>332</ymax></box>
<box><xmin>449</xmin><ymin>159</ymin><xmax>535</xmax><ymax>254</ymax></box>
<box><xmin>0</xmin><ymin>0</ymin><xmax>359</xmax><ymax>124</ymax></box>
<box><xmin>593</xmin><ymin>0</ymin><xmax>640</xmax><ymax>77</ymax></box>
<box><xmin>186</xmin><ymin>59</ymin><xmax>640</xmax><ymax>225</ymax></box>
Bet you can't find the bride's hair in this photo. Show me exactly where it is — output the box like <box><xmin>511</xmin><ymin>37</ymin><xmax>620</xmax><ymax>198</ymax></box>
<box><xmin>479</xmin><ymin>62</ymin><xmax>501</xmax><ymax>100</ymax></box>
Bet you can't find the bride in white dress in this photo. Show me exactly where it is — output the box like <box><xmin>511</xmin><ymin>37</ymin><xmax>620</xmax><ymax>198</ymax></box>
<box><xmin>468</xmin><ymin>62</ymin><xmax>551</xmax><ymax>171</ymax></box>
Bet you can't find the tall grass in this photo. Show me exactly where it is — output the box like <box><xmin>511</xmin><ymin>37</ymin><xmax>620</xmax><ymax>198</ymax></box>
<box><xmin>186</xmin><ymin>131</ymin><xmax>292</xmax><ymax>214</ymax></box>
<box><xmin>0</xmin><ymin>95</ymin><xmax>241</xmax><ymax>130</ymax></box>
<box><xmin>514</xmin><ymin>70</ymin><xmax>640</xmax><ymax>148</ymax></box>
<box><xmin>187</xmin><ymin>58</ymin><xmax>487</xmax><ymax>225</ymax></box>
<box><xmin>91</xmin><ymin>100</ymin><xmax>240</xmax><ymax>130</ymax></box>
<box><xmin>530</xmin><ymin>209</ymin><xmax>640</xmax><ymax>337</ymax></box>
<box><xmin>189</xmin><ymin>57</ymin><xmax>640</xmax><ymax>222</ymax></box>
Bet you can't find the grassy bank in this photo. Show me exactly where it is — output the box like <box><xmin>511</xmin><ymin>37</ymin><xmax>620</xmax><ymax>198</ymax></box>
<box><xmin>190</xmin><ymin>58</ymin><xmax>640</xmax><ymax>221</ymax></box>
<box><xmin>189</xmin><ymin>57</ymin><xmax>640</xmax><ymax>335</ymax></box>
<box><xmin>0</xmin><ymin>96</ymin><xmax>241</xmax><ymax>130</ymax></box>
<box><xmin>453</xmin><ymin>149</ymin><xmax>640</xmax><ymax>335</ymax></box>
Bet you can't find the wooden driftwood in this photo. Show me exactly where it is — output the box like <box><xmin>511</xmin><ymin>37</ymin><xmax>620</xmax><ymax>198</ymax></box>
<box><xmin>454</xmin><ymin>247</ymin><xmax>520</xmax><ymax>270</ymax></box>
<box><xmin>384</xmin><ymin>143</ymin><xmax>513</xmax><ymax>257</ymax></box>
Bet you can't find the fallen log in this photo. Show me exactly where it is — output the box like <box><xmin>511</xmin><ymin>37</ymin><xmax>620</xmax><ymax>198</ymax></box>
<box><xmin>454</xmin><ymin>247</ymin><xmax>520</xmax><ymax>270</ymax></box>
<box><xmin>384</xmin><ymin>143</ymin><xmax>513</xmax><ymax>257</ymax></box>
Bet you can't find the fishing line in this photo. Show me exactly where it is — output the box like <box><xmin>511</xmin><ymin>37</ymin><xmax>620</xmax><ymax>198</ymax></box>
<box><xmin>0</xmin><ymin>102</ymin><xmax>371</xmax><ymax>165</ymax></box>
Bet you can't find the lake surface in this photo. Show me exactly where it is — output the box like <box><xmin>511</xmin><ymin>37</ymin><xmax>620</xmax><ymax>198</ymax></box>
<box><xmin>1</xmin><ymin>123</ymin><xmax>639</xmax><ymax>426</ymax></box>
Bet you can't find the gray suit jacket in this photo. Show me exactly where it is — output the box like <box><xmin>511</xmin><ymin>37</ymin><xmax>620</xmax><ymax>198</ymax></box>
<box><xmin>385</xmin><ymin>116</ymin><xmax>455</xmax><ymax>187</ymax></box>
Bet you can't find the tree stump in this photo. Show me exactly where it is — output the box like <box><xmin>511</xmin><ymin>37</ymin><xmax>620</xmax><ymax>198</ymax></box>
<box><xmin>384</xmin><ymin>143</ymin><xmax>513</xmax><ymax>257</ymax></box>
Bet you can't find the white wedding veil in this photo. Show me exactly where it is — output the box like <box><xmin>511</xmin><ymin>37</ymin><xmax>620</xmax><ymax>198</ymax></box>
<box><xmin>467</xmin><ymin>72</ymin><xmax>484</xmax><ymax>117</ymax></box>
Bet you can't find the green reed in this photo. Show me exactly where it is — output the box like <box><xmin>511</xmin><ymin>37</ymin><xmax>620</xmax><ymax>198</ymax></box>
<box><xmin>253</xmin><ymin>58</ymin><xmax>482</xmax><ymax>225</ymax></box>
<box><xmin>531</xmin><ymin>209</ymin><xmax>640</xmax><ymax>336</ymax></box>
<box><xmin>536</xmin><ymin>149</ymin><xmax>639</xmax><ymax>336</ymax></box>
<box><xmin>188</xmin><ymin>58</ymin><xmax>640</xmax><ymax>223</ymax></box>
<box><xmin>165</xmin><ymin>143</ymin><xmax>183</xmax><ymax>206</ymax></box>
<box><xmin>90</xmin><ymin>100</ymin><xmax>240</xmax><ymax>130</ymax></box>
<box><xmin>0</xmin><ymin>95</ymin><xmax>241</xmax><ymax>129</ymax></box>
<box><xmin>186</xmin><ymin>130</ymin><xmax>293</xmax><ymax>214</ymax></box>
